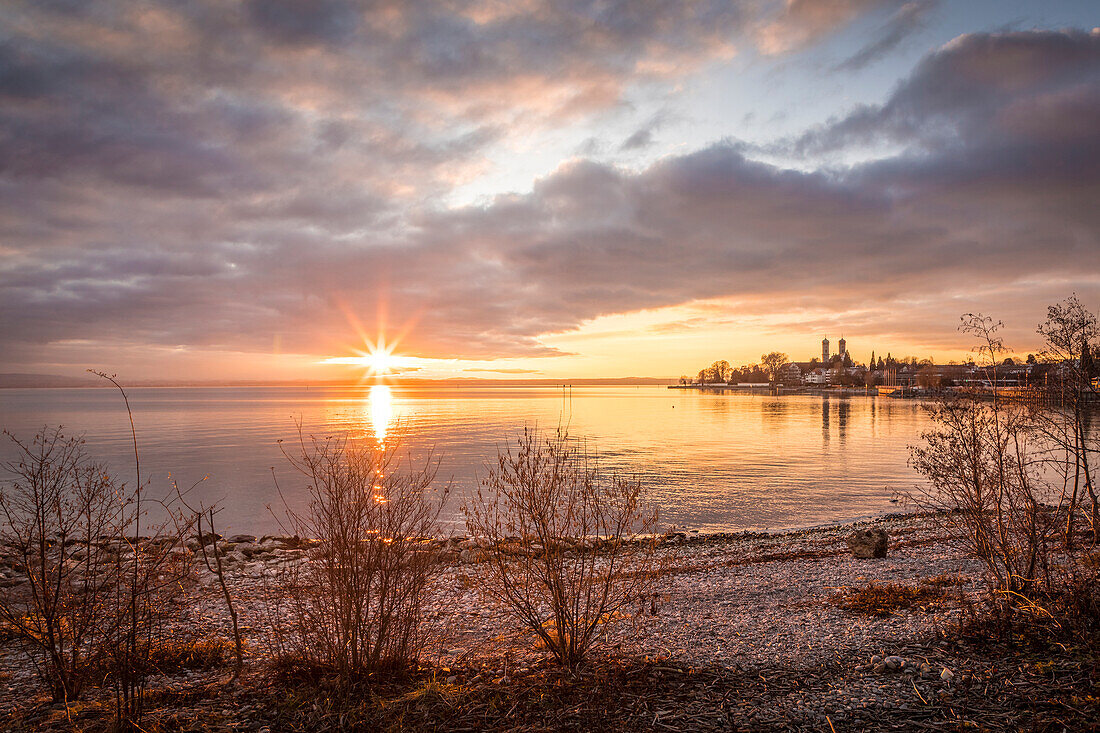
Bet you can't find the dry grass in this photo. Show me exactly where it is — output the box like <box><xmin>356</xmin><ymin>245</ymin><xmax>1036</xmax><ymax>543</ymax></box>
<box><xmin>255</xmin><ymin>658</ymin><xmax>744</xmax><ymax>732</ymax></box>
<box><xmin>6</xmin><ymin>647</ymin><xmax>1100</xmax><ymax>733</ymax></box>
<box><xmin>145</xmin><ymin>635</ymin><xmax>232</xmax><ymax>674</ymax></box>
<box><xmin>1082</xmin><ymin>551</ymin><xmax>1100</xmax><ymax>570</ymax></box>
<box><xmin>831</xmin><ymin>576</ymin><xmax>965</xmax><ymax>617</ymax></box>
<box><xmin>242</xmin><ymin>649</ymin><xmax>1100</xmax><ymax>733</ymax></box>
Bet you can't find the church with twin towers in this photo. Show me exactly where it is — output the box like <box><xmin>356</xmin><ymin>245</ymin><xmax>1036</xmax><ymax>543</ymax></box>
<box><xmin>822</xmin><ymin>336</ymin><xmax>846</xmax><ymax>364</ymax></box>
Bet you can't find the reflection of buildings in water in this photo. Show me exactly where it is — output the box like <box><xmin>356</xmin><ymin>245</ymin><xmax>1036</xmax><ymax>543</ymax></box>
<box><xmin>837</xmin><ymin>398</ymin><xmax>849</xmax><ymax>445</ymax></box>
<box><xmin>819</xmin><ymin>396</ymin><xmax>849</xmax><ymax>445</ymax></box>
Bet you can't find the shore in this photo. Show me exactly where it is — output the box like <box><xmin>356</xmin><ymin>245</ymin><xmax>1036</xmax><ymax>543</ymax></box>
<box><xmin>3</xmin><ymin>511</ymin><xmax>1097</xmax><ymax>731</ymax></box>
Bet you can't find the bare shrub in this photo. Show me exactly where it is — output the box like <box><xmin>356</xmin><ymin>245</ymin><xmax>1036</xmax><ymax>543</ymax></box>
<box><xmin>1033</xmin><ymin>295</ymin><xmax>1099</xmax><ymax>544</ymax></box>
<box><xmin>0</xmin><ymin>425</ymin><xmax>199</xmax><ymax>723</ymax></box>
<box><xmin>910</xmin><ymin>396</ymin><xmax>1059</xmax><ymax>596</ymax></box>
<box><xmin>88</xmin><ymin>371</ymin><xmax>202</xmax><ymax>730</ymax></box>
<box><xmin>173</xmin><ymin>492</ymin><xmax>245</xmax><ymax>682</ymax></box>
<box><xmin>908</xmin><ymin>313</ymin><xmax>1093</xmax><ymax>620</ymax></box>
<box><xmin>0</xmin><ymin>427</ymin><xmax>122</xmax><ymax>702</ymax></box>
<box><xmin>269</xmin><ymin>430</ymin><xmax>447</xmax><ymax>681</ymax></box>
<box><xmin>463</xmin><ymin>429</ymin><xmax>660</xmax><ymax>669</ymax></box>
<box><xmin>0</xmin><ymin>372</ymin><xmax>208</xmax><ymax>730</ymax></box>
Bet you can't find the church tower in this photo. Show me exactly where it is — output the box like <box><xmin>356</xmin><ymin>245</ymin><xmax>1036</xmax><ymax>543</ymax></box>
<box><xmin>822</xmin><ymin>336</ymin><xmax>830</xmax><ymax>363</ymax></box>
<box><xmin>838</xmin><ymin>336</ymin><xmax>847</xmax><ymax>361</ymax></box>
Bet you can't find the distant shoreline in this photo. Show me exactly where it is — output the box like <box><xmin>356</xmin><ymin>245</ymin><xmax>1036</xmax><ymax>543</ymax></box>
<box><xmin>0</xmin><ymin>375</ymin><xmax>678</xmax><ymax>389</ymax></box>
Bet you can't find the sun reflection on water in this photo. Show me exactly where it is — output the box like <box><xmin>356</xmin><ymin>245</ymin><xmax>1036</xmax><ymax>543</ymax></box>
<box><xmin>368</xmin><ymin>384</ymin><xmax>394</xmax><ymax>444</ymax></box>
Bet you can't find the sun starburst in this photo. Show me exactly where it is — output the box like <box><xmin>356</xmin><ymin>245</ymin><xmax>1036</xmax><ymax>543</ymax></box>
<box><xmin>358</xmin><ymin>338</ymin><xmax>397</xmax><ymax>376</ymax></box>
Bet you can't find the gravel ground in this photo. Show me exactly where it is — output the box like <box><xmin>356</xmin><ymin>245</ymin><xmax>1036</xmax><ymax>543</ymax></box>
<box><xmin>399</xmin><ymin>512</ymin><xmax>983</xmax><ymax>668</ymax></box>
<box><xmin>5</xmin><ymin>511</ymin><xmax>1082</xmax><ymax>731</ymax></box>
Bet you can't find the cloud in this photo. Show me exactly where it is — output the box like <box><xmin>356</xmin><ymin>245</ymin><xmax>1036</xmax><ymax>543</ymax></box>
<box><xmin>756</xmin><ymin>0</ymin><xmax>893</xmax><ymax>56</ymax></box>
<box><xmin>834</xmin><ymin>0</ymin><xmax>938</xmax><ymax>71</ymax></box>
<box><xmin>793</xmin><ymin>28</ymin><xmax>1100</xmax><ymax>158</ymax></box>
<box><xmin>462</xmin><ymin>367</ymin><xmax>541</xmax><ymax>374</ymax></box>
<box><xmin>1</xmin><ymin>6</ymin><xmax>1096</xmax><ymax>375</ymax></box>
<box><xmin>620</xmin><ymin>128</ymin><xmax>654</xmax><ymax>151</ymax></box>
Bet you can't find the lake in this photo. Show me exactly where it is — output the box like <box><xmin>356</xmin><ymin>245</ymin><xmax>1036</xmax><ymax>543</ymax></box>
<box><xmin>0</xmin><ymin>385</ymin><xmax>933</xmax><ymax>535</ymax></box>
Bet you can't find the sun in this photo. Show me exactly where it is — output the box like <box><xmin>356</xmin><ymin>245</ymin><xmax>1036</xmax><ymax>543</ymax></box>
<box><xmin>319</xmin><ymin>333</ymin><xmax>418</xmax><ymax>378</ymax></box>
<box><xmin>362</xmin><ymin>344</ymin><xmax>396</xmax><ymax>375</ymax></box>
<box><xmin>356</xmin><ymin>338</ymin><xmax>399</xmax><ymax>376</ymax></box>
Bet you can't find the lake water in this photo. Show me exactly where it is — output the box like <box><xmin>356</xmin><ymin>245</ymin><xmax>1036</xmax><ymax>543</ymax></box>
<box><xmin>0</xmin><ymin>385</ymin><xmax>933</xmax><ymax>535</ymax></box>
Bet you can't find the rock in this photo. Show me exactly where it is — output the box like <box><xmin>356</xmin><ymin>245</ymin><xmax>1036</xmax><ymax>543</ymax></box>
<box><xmin>940</xmin><ymin>668</ymin><xmax>954</xmax><ymax>683</ymax></box>
<box><xmin>229</xmin><ymin>534</ymin><xmax>257</xmax><ymax>544</ymax></box>
<box><xmin>846</xmin><ymin>528</ymin><xmax>888</xmax><ymax>558</ymax></box>
<box><xmin>459</xmin><ymin>548</ymin><xmax>483</xmax><ymax>563</ymax></box>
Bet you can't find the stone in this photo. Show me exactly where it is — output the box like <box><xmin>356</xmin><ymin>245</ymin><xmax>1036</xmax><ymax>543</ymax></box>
<box><xmin>229</xmin><ymin>534</ymin><xmax>257</xmax><ymax>544</ymax></box>
<box><xmin>846</xmin><ymin>528</ymin><xmax>888</xmax><ymax>558</ymax></box>
<box><xmin>460</xmin><ymin>548</ymin><xmax>483</xmax><ymax>563</ymax></box>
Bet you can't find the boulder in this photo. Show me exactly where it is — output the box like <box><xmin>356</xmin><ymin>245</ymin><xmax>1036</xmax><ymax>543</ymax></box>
<box><xmin>846</xmin><ymin>528</ymin><xmax>888</xmax><ymax>558</ymax></box>
<box><xmin>459</xmin><ymin>548</ymin><xmax>485</xmax><ymax>564</ymax></box>
<box><xmin>198</xmin><ymin>532</ymin><xmax>221</xmax><ymax>547</ymax></box>
<box><xmin>228</xmin><ymin>534</ymin><xmax>257</xmax><ymax>544</ymax></box>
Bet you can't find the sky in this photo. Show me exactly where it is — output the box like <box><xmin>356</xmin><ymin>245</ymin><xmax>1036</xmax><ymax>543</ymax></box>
<box><xmin>1</xmin><ymin>0</ymin><xmax>1098</xmax><ymax>382</ymax></box>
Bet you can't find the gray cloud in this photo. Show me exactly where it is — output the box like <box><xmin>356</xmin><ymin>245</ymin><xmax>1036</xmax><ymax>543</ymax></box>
<box><xmin>620</xmin><ymin>128</ymin><xmax>654</xmax><ymax>151</ymax></box>
<box><xmin>796</xmin><ymin>28</ymin><xmax>1100</xmax><ymax>157</ymax></box>
<box><xmin>834</xmin><ymin>0</ymin><xmax>938</xmax><ymax>71</ymax></box>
